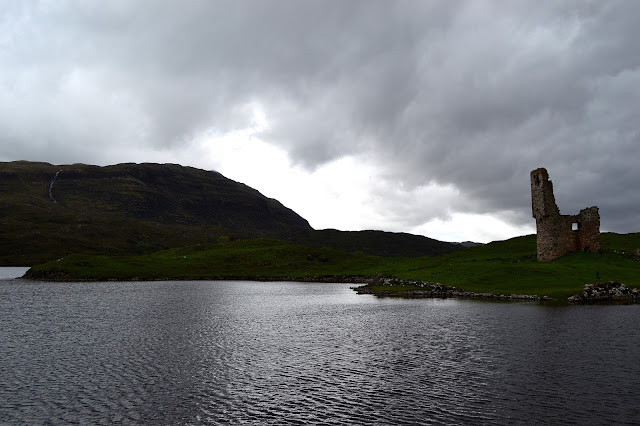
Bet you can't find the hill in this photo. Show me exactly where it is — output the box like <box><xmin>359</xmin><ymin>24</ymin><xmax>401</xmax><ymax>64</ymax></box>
<box><xmin>0</xmin><ymin>161</ymin><xmax>461</xmax><ymax>264</ymax></box>
<box><xmin>23</xmin><ymin>233</ymin><xmax>640</xmax><ymax>303</ymax></box>
<box><xmin>0</xmin><ymin>161</ymin><xmax>310</xmax><ymax>264</ymax></box>
<box><xmin>292</xmin><ymin>229</ymin><xmax>462</xmax><ymax>258</ymax></box>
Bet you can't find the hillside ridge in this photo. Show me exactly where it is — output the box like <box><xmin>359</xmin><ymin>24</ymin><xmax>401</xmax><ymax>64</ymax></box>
<box><xmin>0</xmin><ymin>161</ymin><xmax>462</xmax><ymax>264</ymax></box>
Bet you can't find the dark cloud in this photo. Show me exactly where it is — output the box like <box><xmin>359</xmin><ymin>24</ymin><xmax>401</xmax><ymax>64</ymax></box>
<box><xmin>1</xmin><ymin>1</ymin><xmax>639</xmax><ymax>233</ymax></box>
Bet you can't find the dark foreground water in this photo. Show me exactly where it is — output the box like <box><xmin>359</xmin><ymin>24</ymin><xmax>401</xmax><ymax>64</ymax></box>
<box><xmin>1</xmin><ymin>275</ymin><xmax>639</xmax><ymax>425</ymax></box>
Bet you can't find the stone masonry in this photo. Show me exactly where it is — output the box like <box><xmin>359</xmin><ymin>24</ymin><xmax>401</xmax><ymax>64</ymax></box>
<box><xmin>531</xmin><ymin>168</ymin><xmax>600</xmax><ymax>262</ymax></box>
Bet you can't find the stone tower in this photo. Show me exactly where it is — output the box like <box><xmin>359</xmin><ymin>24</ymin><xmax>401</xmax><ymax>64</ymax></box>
<box><xmin>530</xmin><ymin>168</ymin><xmax>600</xmax><ymax>262</ymax></box>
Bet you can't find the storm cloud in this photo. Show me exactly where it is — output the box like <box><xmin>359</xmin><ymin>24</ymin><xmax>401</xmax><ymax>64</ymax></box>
<box><xmin>2</xmin><ymin>1</ymin><xmax>639</xmax><ymax>238</ymax></box>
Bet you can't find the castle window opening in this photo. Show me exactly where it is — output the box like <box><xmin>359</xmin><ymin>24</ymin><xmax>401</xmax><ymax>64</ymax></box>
<box><xmin>572</xmin><ymin>222</ymin><xmax>579</xmax><ymax>231</ymax></box>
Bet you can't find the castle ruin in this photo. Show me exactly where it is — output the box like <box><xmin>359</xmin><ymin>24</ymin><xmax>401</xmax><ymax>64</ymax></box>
<box><xmin>530</xmin><ymin>168</ymin><xmax>600</xmax><ymax>262</ymax></box>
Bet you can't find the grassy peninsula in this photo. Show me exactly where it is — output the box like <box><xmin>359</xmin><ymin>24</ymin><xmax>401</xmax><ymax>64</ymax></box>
<box><xmin>24</xmin><ymin>232</ymin><xmax>640</xmax><ymax>303</ymax></box>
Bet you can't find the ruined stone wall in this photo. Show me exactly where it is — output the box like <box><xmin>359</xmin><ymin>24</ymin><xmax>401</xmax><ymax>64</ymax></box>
<box><xmin>575</xmin><ymin>207</ymin><xmax>601</xmax><ymax>253</ymax></box>
<box><xmin>530</xmin><ymin>168</ymin><xmax>600</xmax><ymax>262</ymax></box>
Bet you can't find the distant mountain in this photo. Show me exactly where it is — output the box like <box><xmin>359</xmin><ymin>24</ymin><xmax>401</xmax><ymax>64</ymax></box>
<box><xmin>459</xmin><ymin>241</ymin><xmax>483</xmax><ymax>248</ymax></box>
<box><xmin>293</xmin><ymin>229</ymin><xmax>463</xmax><ymax>258</ymax></box>
<box><xmin>0</xmin><ymin>161</ymin><xmax>463</xmax><ymax>265</ymax></box>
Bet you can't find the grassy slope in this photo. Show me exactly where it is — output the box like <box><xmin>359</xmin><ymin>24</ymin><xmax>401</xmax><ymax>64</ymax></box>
<box><xmin>25</xmin><ymin>239</ymin><xmax>392</xmax><ymax>281</ymax></box>
<box><xmin>390</xmin><ymin>233</ymin><xmax>640</xmax><ymax>300</ymax></box>
<box><xmin>1</xmin><ymin>161</ymin><xmax>462</xmax><ymax>265</ymax></box>
<box><xmin>0</xmin><ymin>161</ymin><xmax>310</xmax><ymax>265</ymax></box>
<box><xmin>25</xmin><ymin>232</ymin><xmax>640</xmax><ymax>302</ymax></box>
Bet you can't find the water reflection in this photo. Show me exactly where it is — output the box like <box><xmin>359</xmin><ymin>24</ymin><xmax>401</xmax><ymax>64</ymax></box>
<box><xmin>0</xmin><ymin>266</ymin><xmax>29</xmax><ymax>279</ymax></box>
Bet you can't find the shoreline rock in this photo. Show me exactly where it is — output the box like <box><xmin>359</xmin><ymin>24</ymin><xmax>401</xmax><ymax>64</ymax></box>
<box><xmin>351</xmin><ymin>277</ymin><xmax>549</xmax><ymax>302</ymax></box>
<box><xmin>568</xmin><ymin>281</ymin><xmax>640</xmax><ymax>304</ymax></box>
<box><xmin>19</xmin><ymin>271</ymin><xmax>380</xmax><ymax>284</ymax></box>
<box><xmin>22</xmin><ymin>271</ymin><xmax>640</xmax><ymax>305</ymax></box>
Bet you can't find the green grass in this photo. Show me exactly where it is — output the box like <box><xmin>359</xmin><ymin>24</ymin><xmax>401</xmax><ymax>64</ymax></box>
<box><xmin>25</xmin><ymin>232</ymin><xmax>640</xmax><ymax>304</ymax></box>
<box><xmin>386</xmin><ymin>233</ymin><xmax>640</xmax><ymax>300</ymax></box>
<box><xmin>25</xmin><ymin>239</ymin><xmax>389</xmax><ymax>281</ymax></box>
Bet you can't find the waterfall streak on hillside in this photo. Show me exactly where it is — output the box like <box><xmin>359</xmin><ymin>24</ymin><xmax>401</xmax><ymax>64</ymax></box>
<box><xmin>49</xmin><ymin>171</ymin><xmax>62</xmax><ymax>203</ymax></box>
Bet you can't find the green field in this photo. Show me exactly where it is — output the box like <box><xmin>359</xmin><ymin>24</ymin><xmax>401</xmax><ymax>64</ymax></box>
<box><xmin>25</xmin><ymin>232</ymin><xmax>640</xmax><ymax>303</ymax></box>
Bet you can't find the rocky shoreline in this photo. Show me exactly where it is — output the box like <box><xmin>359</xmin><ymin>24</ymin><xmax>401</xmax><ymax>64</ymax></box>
<box><xmin>351</xmin><ymin>277</ymin><xmax>549</xmax><ymax>301</ymax></box>
<box><xmin>21</xmin><ymin>269</ymin><xmax>640</xmax><ymax>305</ymax></box>
<box><xmin>568</xmin><ymin>281</ymin><xmax>640</xmax><ymax>304</ymax></box>
<box><xmin>353</xmin><ymin>277</ymin><xmax>640</xmax><ymax>304</ymax></box>
<box><xmin>20</xmin><ymin>271</ymin><xmax>380</xmax><ymax>283</ymax></box>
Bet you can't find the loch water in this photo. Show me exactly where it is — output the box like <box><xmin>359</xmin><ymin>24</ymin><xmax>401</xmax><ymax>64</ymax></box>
<box><xmin>1</xmin><ymin>274</ymin><xmax>639</xmax><ymax>425</ymax></box>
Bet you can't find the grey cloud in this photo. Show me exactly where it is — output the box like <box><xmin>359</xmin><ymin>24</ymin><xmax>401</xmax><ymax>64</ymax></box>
<box><xmin>2</xmin><ymin>1</ymin><xmax>640</xmax><ymax>233</ymax></box>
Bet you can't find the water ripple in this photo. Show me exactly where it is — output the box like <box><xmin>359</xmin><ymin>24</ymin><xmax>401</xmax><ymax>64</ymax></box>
<box><xmin>1</xmin><ymin>280</ymin><xmax>639</xmax><ymax>424</ymax></box>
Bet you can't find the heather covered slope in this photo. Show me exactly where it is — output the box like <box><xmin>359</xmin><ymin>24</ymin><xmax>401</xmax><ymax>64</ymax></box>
<box><xmin>0</xmin><ymin>161</ymin><xmax>310</xmax><ymax>264</ymax></box>
<box><xmin>1</xmin><ymin>161</ymin><xmax>311</xmax><ymax>229</ymax></box>
<box><xmin>292</xmin><ymin>229</ymin><xmax>462</xmax><ymax>258</ymax></box>
<box><xmin>0</xmin><ymin>161</ymin><xmax>462</xmax><ymax>265</ymax></box>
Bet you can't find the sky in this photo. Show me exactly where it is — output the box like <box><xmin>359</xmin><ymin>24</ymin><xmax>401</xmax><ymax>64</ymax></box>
<box><xmin>1</xmin><ymin>1</ymin><xmax>639</xmax><ymax>243</ymax></box>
